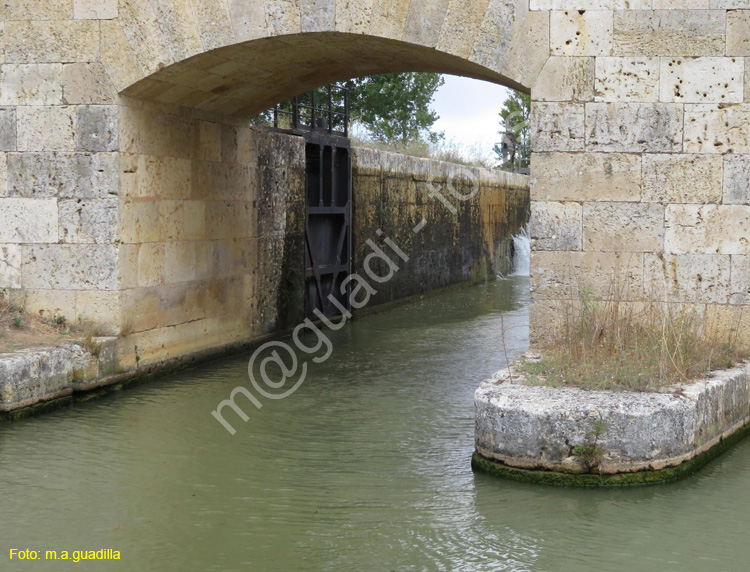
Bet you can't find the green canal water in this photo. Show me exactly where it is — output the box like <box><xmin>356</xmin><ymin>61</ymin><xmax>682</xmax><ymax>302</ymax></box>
<box><xmin>3</xmin><ymin>277</ymin><xmax>750</xmax><ymax>571</ymax></box>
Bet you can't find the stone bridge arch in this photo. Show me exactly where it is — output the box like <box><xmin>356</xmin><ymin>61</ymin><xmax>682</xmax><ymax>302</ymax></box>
<box><xmin>0</xmin><ymin>0</ymin><xmax>747</xmax><ymax>371</ymax></box>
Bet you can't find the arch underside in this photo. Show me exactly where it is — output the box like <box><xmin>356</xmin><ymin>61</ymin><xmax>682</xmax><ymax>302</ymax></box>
<box><xmin>121</xmin><ymin>32</ymin><xmax>528</xmax><ymax>118</ymax></box>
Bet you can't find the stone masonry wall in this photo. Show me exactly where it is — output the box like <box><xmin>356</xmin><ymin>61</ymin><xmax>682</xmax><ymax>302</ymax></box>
<box><xmin>115</xmin><ymin>100</ymin><xmax>305</xmax><ymax>369</ymax></box>
<box><xmin>352</xmin><ymin>147</ymin><xmax>529</xmax><ymax>308</ymax></box>
<box><xmin>0</xmin><ymin>0</ymin><xmax>749</xmax><ymax>370</ymax></box>
<box><xmin>529</xmin><ymin>9</ymin><xmax>750</xmax><ymax>348</ymax></box>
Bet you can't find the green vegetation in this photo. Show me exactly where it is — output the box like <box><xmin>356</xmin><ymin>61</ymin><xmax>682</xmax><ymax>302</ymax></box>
<box><xmin>493</xmin><ymin>89</ymin><xmax>530</xmax><ymax>172</ymax></box>
<box><xmin>521</xmin><ymin>283</ymin><xmax>744</xmax><ymax>392</ymax></box>
<box><xmin>345</xmin><ymin>73</ymin><xmax>444</xmax><ymax>145</ymax></box>
<box><xmin>573</xmin><ymin>413</ymin><xmax>606</xmax><ymax>472</ymax></box>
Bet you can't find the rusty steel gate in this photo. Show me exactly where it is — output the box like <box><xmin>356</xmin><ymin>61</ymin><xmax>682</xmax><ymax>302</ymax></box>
<box><xmin>303</xmin><ymin>132</ymin><xmax>352</xmax><ymax>319</ymax></box>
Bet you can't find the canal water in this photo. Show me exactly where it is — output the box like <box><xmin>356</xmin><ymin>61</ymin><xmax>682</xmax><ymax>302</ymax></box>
<box><xmin>3</xmin><ymin>275</ymin><xmax>750</xmax><ymax>571</ymax></box>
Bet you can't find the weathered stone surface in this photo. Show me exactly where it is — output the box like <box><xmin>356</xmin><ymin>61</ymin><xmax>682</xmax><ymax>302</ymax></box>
<box><xmin>665</xmin><ymin>204</ymin><xmax>750</xmax><ymax>255</ymax></box>
<box><xmin>642</xmin><ymin>154</ymin><xmax>723</xmax><ymax>203</ymax></box>
<box><xmin>403</xmin><ymin>0</ymin><xmax>450</xmax><ymax>48</ymax></box>
<box><xmin>17</xmin><ymin>106</ymin><xmax>75</xmax><ymax>152</ymax></box>
<box><xmin>500</xmin><ymin>12</ymin><xmax>550</xmax><ymax>90</ymax></box>
<box><xmin>470</xmin><ymin>0</ymin><xmax>520</xmax><ymax>72</ymax></box>
<box><xmin>474</xmin><ymin>362</ymin><xmax>750</xmax><ymax>473</ymax></box>
<box><xmin>530</xmin><ymin>201</ymin><xmax>582</xmax><ymax>251</ymax></box>
<box><xmin>437</xmin><ymin>0</ymin><xmax>493</xmax><ymax>59</ymax></box>
<box><xmin>729</xmin><ymin>255</ymin><xmax>750</xmax><ymax>304</ymax></box>
<box><xmin>531</xmin><ymin>102</ymin><xmax>585</xmax><ymax>151</ymax></box>
<box><xmin>684</xmin><ymin>104</ymin><xmax>750</xmax><ymax>154</ymax></box>
<box><xmin>660</xmin><ymin>57</ymin><xmax>743</xmax><ymax>103</ymax></box>
<box><xmin>58</xmin><ymin>198</ymin><xmax>119</xmax><ymax>244</ymax></box>
<box><xmin>0</xmin><ymin>0</ymin><xmax>72</xmax><ymax>20</ymax></box>
<box><xmin>723</xmin><ymin>154</ymin><xmax>750</xmax><ymax>205</ymax></box>
<box><xmin>0</xmin><ymin>64</ymin><xmax>62</xmax><ymax>106</ymax></box>
<box><xmin>644</xmin><ymin>252</ymin><xmax>730</xmax><ymax>303</ymax></box>
<box><xmin>531</xmin><ymin>152</ymin><xmax>641</xmax><ymax>202</ymax></box>
<box><xmin>594</xmin><ymin>57</ymin><xmax>659</xmax><ymax>102</ymax></box>
<box><xmin>0</xmin><ymin>198</ymin><xmax>58</xmax><ymax>243</ymax></box>
<box><xmin>75</xmin><ymin>105</ymin><xmax>118</xmax><ymax>152</ymax></box>
<box><xmin>550</xmin><ymin>10</ymin><xmax>613</xmax><ymax>56</ymax></box>
<box><xmin>613</xmin><ymin>10</ymin><xmax>726</xmax><ymax>56</ymax></box>
<box><xmin>727</xmin><ymin>10</ymin><xmax>750</xmax><ymax>56</ymax></box>
<box><xmin>61</xmin><ymin>64</ymin><xmax>116</xmax><ymax>105</ymax></box>
<box><xmin>0</xmin><ymin>107</ymin><xmax>16</xmax><ymax>151</ymax></box>
<box><xmin>265</xmin><ymin>0</ymin><xmax>303</xmax><ymax>36</ymax></box>
<box><xmin>5</xmin><ymin>20</ymin><xmax>100</xmax><ymax>63</ymax></box>
<box><xmin>532</xmin><ymin>250</ymin><xmax>644</xmax><ymax>299</ymax></box>
<box><xmin>100</xmin><ymin>21</ymin><xmax>143</xmax><ymax>93</ymax></box>
<box><xmin>22</xmin><ymin>244</ymin><xmax>119</xmax><ymax>290</ymax></box>
<box><xmin>583</xmin><ymin>202</ymin><xmax>664</xmax><ymax>252</ymax></box>
<box><xmin>74</xmin><ymin>0</ymin><xmax>118</xmax><ymax>19</ymax></box>
<box><xmin>149</xmin><ymin>0</ymin><xmax>203</xmax><ymax>62</ymax></box>
<box><xmin>0</xmin><ymin>244</ymin><xmax>21</xmax><ymax>289</ymax></box>
<box><xmin>7</xmin><ymin>152</ymin><xmax>118</xmax><ymax>199</ymax></box>
<box><xmin>585</xmin><ymin>102</ymin><xmax>683</xmax><ymax>152</ymax></box>
<box><xmin>533</xmin><ymin>57</ymin><xmax>595</xmax><ymax>102</ymax></box>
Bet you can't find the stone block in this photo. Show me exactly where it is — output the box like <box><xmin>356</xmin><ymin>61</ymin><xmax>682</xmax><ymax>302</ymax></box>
<box><xmin>58</xmin><ymin>198</ymin><xmax>119</xmax><ymax>244</ymax></box>
<box><xmin>8</xmin><ymin>152</ymin><xmax>118</xmax><ymax>199</ymax></box>
<box><xmin>653</xmin><ymin>0</ymin><xmax>708</xmax><ymax>6</ymax></box>
<box><xmin>470</xmin><ymin>0</ymin><xmax>520</xmax><ymax>72</ymax></box>
<box><xmin>137</xmin><ymin>243</ymin><xmax>165</xmax><ymax>287</ymax></box>
<box><xmin>17</xmin><ymin>106</ymin><xmax>76</xmax><ymax>152</ymax></box>
<box><xmin>550</xmin><ymin>10</ymin><xmax>613</xmax><ymax>56</ymax></box>
<box><xmin>74</xmin><ymin>0</ymin><xmax>118</xmax><ymax>19</ymax></box>
<box><xmin>683</xmin><ymin>104</ymin><xmax>750</xmax><ymax>154</ymax></box>
<box><xmin>119</xmin><ymin>200</ymin><xmax>161</xmax><ymax>244</ymax></box>
<box><xmin>121</xmin><ymin>154</ymin><xmax>192</xmax><ymax>200</ymax></box>
<box><xmin>23</xmin><ymin>289</ymin><xmax>76</xmax><ymax>322</ymax></box>
<box><xmin>0</xmin><ymin>244</ymin><xmax>21</xmax><ymax>289</ymax></box>
<box><xmin>0</xmin><ymin>107</ymin><xmax>16</xmax><ymax>151</ymax></box>
<box><xmin>0</xmin><ymin>0</ymin><xmax>72</xmax><ymax>20</ymax></box>
<box><xmin>265</xmin><ymin>0</ymin><xmax>303</xmax><ymax>36</ymax></box>
<box><xmin>723</xmin><ymin>154</ymin><xmax>750</xmax><ymax>205</ymax></box>
<box><xmin>437</xmin><ymin>0</ymin><xmax>494</xmax><ymax>59</ymax></box>
<box><xmin>594</xmin><ymin>57</ymin><xmax>659</xmax><ymax>102</ymax></box>
<box><xmin>613</xmin><ymin>10</ymin><xmax>725</xmax><ymax>56</ymax></box>
<box><xmin>533</xmin><ymin>57</ymin><xmax>595</xmax><ymax>102</ymax></box>
<box><xmin>21</xmin><ymin>244</ymin><xmax>119</xmax><ymax>290</ymax></box>
<box><xmin>531</xmin><ymin>152</ymin><xmax>641</xmax><ymax>202</ymax></box>
<box><xmin>149</xmin><ymin>0</ymin><xmax>203</xmax><ymax>62</ymax></box>
<box><xmin>75</xmin><ymin>290</ymin><xmax>121</xmax><ymax>335</ymax></box>
<box><xmin>585</xmin><ymin>102</ymin><xmax>683</xmax><ymax>152</ymax></box>
<box><xmin>100</xmin><ymin>21</ymin><xmax>143</xmax><ymax>93</ymax></box>
<box><xmin>532</xmin><ymin>250</ymin><xmax>644</xmax><ymax>300</ymax></box>
<box><xmin>402</xmin><ymin>0</ymin><xmax>449</xmax><ymax>48</ymax></box>
<box><xmin>198</xmin><ymin>121</ymin><xmax>222</xmax><ymax>162</ymax></box>
<box><xmin>0</xmin><ymin>64</ymin><xmax>62</xmax><ymax>105</ymax></box>
<box><xmin>227</xmin><ymin>0</ymin><xmax>268</xmax><ymax>41</ymax></box>
<box><xmin>117</xmin><ymin>0</ymin><xmax>174</xmax><ymax>76</ymax></box>
<box><xmin>0</xmin><ymin>198</ymin><xmax>58</xmax><ymax>243</ymax></box>
<box><xmin>191</xmin><ymin>0</ymin><xmax>236</xmax><ymax>51</ymax></box>
<box><xmin>76</xmin><ymin>105</ymin><xmax>118</xmax><ymax>152</ymax></box>
<box><xmin>583</xmin><ymin>202</ymin><xmax>664</xmax><ymax>252</ymax></box>
<box><xmin>500</xmin><ymin>12</ymin><xmax>550</xmax><ymax>90</ymax></box>
<box><xmin>728</xmin><ymin>255</ymin><xmax>750</xmax><ymax>304</ymax></box>
<box><xmin>665</xmin><ymin>204</ymin><xmax>750</xmax><ymax>255</ymax></box>
<box><xmin>5</xmin><ymin>20</ymin><xmax>100</xmax><ymax>63</ymax></box>
<box><xmin>531</xmin><ymin>102</ymin><xmax>585</xmax><ymax>152</ymax></box>
<box><xmin>644</xmin><ymin>252</ymin><xmax>730</xmax><ymax>303</ymax></box>
<box><xmin>642</xmin><ymin>154</ymin><xmax>723</xmax><ymax>203</ymax></box>
<box><xmin>61</xmin><ymin>63</ymin><xmax>116</xmax><ymax>105</ymax></box>
<box><xmin>727</xmin><ymin>10</ymin><xmax>750</xmax><ymax>56</ymax></box>
<box><xmin>659</xmin><ymin>57</ymin><xmax>743</xmax><ymax>103</ymax></box>
<box><xmin>530</xmin><ymin>200</ymin><xmax>582</xmax><ymax>251</ymax></box>
<box><xmin>164</xmin><ymin>241</ymin><xmax>197</xmax><ymax>283</ymax></box>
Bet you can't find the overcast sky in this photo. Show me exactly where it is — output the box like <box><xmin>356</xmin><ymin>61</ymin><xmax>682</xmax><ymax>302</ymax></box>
<box><xmin>431</xmin><ymin>75</ymin><xmax>510</xmax><ymax>158</ymax></box>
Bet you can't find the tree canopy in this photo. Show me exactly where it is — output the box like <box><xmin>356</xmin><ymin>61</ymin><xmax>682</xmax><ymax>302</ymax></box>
<box><xmin>344</xmin><ymin>73</ymin><xmax>444</xmax><ymax>144</ymax></box>
<box><xmin>493</xmin><ymin>90</ymin><xmax>531</xmax><ymax>170</ymax></box>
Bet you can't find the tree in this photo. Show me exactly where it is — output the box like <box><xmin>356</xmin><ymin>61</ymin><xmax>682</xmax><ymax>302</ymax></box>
<box><xmin>345</xmin><ymin>73</ymin><xmax>445</xmax><ymax>145</ymax></box>
<box><xmin>493</xmin><ymin>90</ymin><xmax>531</xmax><ymax>171</ymax></box>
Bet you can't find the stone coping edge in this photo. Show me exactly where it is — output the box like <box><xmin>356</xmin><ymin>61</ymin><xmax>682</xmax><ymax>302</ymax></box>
<box><xmin>472</xmin><ymin>414</ymin><xmax>750</xmax><ymax>487</ymax></box>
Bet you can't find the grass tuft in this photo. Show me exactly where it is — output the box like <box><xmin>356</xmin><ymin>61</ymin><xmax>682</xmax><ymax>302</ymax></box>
<box><xmin>522</xmin><ymin>283</ymin><xmax>745</xmax><ymax>392</ymax></box>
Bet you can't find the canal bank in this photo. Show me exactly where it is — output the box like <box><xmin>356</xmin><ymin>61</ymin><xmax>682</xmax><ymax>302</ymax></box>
<box><xmin>5</xmin><ymin>277</ymin><xmax>750</xmax><ymax>571</ymax></box>
<box><xmin>473</xmin><ymin>359</ymin><xmax>750</xmax><ymax>486</ymax></box>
